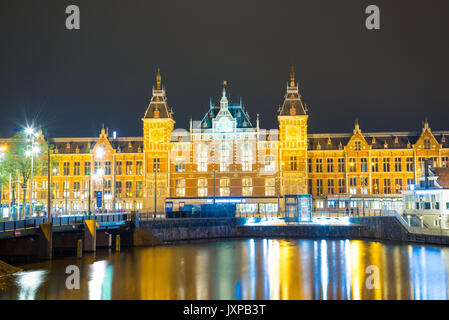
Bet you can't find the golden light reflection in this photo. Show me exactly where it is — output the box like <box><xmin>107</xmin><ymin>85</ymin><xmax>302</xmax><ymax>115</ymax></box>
<box><xmin>3</xmin><ymin>239</ymin><xmax>449</xmax><ymax>300</ymax></box>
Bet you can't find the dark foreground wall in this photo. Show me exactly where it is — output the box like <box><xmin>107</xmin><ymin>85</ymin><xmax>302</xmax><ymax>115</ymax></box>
<box><xmin>135</xmin><ymin>218</ymin><xmax>236</xmax><ymax>244</ymax></box>
<box><xmin>136</xmin><ymin>217</ymin><xmax>449</xmax><ymax>246</ymax></box>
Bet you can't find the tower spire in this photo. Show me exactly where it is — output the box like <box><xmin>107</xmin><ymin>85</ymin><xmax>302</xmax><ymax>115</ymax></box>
<box><xmin>290</xmin><ymin>65</ymin><xmax>295</xmax><ymax>87</ymax></box>
<box><xmin>156</xmin><ymin>68</ymin><xmax>161</xmax><ymax>90</ymax></box>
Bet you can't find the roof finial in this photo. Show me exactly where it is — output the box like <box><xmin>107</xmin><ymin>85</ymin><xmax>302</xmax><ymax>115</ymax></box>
<box><xmin>423</xmin><ymin>117</ymin><xmax>430</xmax><ymax>132</ymax></box>
<box><xmin>354</xmin><ymin>119</ymin><xmax>360</xmax><ymax>133</ymax></box>
<box><xmin>156</xmin><ymin>68</ymin><xmax>161</xmax><ymax>90</ymax></box>
<box><xmin>290</xmin><ymin>65</ymin><xmax>295</xmax><ymax>87</ymax></box>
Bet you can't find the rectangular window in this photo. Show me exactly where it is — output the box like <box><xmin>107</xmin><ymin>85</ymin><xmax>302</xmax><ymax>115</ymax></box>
<box><xmin>53</xmin><ymin>162</ymin><xmax>60</xmax><ymax>176</ymax></box>
<box><xmin>327</xmin><ymin>159</ymin><xmax>334</xmax><ymax>173</ymax></box>
<box><xmin>316</xmin><ymin>159</ymin><xmax>323</xmax><ymax>173</ymax></box>
<box><xmin>308</xmin><ymin>179</ymin><xmax>313</xmax><ymax>195</ymax></box>
<box><xmin>407</xmin><ymin>178</ymin><xmax>414</xmax><ymax>189</ymax></box>
<box><xmin>354</xmin><ymin>141</ymin><xmax>361</xmax><ymax>151</ymax></box>
<box><xmin>94</xmin><ymin>161</ymin><xmax>101</xmax><ymax>175</ymax></box>
<box><xmin>316</xmin><ymin>179</ymin><xmax>323</xmax><ymax>195</ymax></box>
<box><xmin>406</xmin><ymin>157</ymin><xmax>413</xmax><ymax>171</ymax></box>
<box><xmin>220</xmin><ymin>178</ymin><xmax>230</xmax><ymax>196</ymax></box>
<box><xmin>327</xmin><ymin>179</ymin><xmax>334</xmax><ymax>195</ymax></box>
<box><xmin>242</xmin><ymin>147</ymin><xmax>252</xmax><ymax>172</ymax></box>
<box><xmin>265</xmin><ymin>178</ymin><xmax>275</xmax><ymax>196</ymax></box>
<box><xmin>308</xmin><ymin>159</ymin><xmax>313</xmax><ymax>173</ymax></box>
<box><xmin>264</xmin><ymin>156</ymin><xmax>275</xmax><ymax>172</ymax></box>
<box><xmin>136</xmin><ymin>181</ymin><xmax>143</xmax><ymax>198</ymax></box>
<box><xmin>242</xmin><ymin>177</ymin><xmax>253</xmax><ymax>196</ymax></box>
<box><xmin>73</xmin><ymin>182</ymin><xmax>80</xmax><ymax>198</ymax></box>
<box><xmin>153</xmin><ymin>158</ymin><xmax>160</xmax><ymax>172</ymax></box>
<box><xmin>74</xmin><ymin>162</ymin><xmax>80</xmax><ymax>176</ymax></box>
<box><xmin>126</xmin><ymin>161</ymin><xmax>133</xmax><ymax>175</ymax></box>
<box><xmin>115</xmin><ymin>161</ymin><xmax>122</xmax><ymax>175</ymax></box>
<box><xmin>136</xmin><ymin>161</ymin><xmax>143</xmax><ymax>175</ymax></box>
<box><xmin>115</xmin><ymin>181</ymin><xmax>122</xmax><ymax>197</ymax></box>
<box><xmin>349</xmin><ymin>158</ymin><xmax>356</xmax><ymax>172</ymax></box>
<box><xmin>338</xmin><ymin>179</ymin><xmax>345</xmax><ymax>194</ymax></box>
<box><xmin>360</xmin><ymin>158</ymin><xmax>368</xmax><ymax>172</ymax></box>
<box><xmin>198</xmin><ymin>146</ymin><xmax>208</xmax><ymax>172</ymax></box>
<box><xmin>394</xmin><ymin>157</ymin><xmax>402</xmax><ymax>172</ymax></box>
<box><xmin>383</xmin><ymin>179</ymin><xmax>391</xmax><ymax>194</ymax></box>
<box><xmin>338</xmin><ymin>158</ymin><xmax>345</xmax><ymax>172</ymax></box>
<box><xmin>84</xmin><ymin>162</ymin><xmax>90</xmax><ymax>176</ymax></box>
<box><xmin>175</xmin><ymin>158</ymin><xmax>186</xmax><ymax>172</ymax></box>
<box><xmin>105</xmin><ymin>161</ymin><xmax>111</xmax><ymax>175</ymax></box>
<box><xmin>290</xmin><ymin>156</ymin><xmax>298</xmax><ymax>171</ymax></box>
<box><xmin>383</xmin><ymin>158</ymin><xmax>390</xmax><ymax>172</ymax></box>
<box><xmin>63</xmin><ymin>162</ymin><xmax>70</xmax><ymax>176</ymax></box>
<box><xmin>349</xmin><ymin>177</ymin><xmax>357</xmax><ymax>187</ymax></box>
<box><xmin>395</xmin><ymin>178</ymin><xmax>403</xmax><ymax>193</ymax></box>
<box><xmin>372</xmin><ymin>178</ymin><xmax>379</xmax><ymax>194</ymax></box>
<box><xmin>125</xmin><ymin>181</ymin><xmax>132</xmax><ymax>198</ymax></box>
<box><xmin>371</xmin><ymin>158</ymin><xmax>379</xmax><ymax>172</ymax></box>
<box><xmin>442</xmin><ymin>156</ymin><xmax>449</xmax><ymax>168</ymax></box>
<box><xmin>198</xmin><ymin>178</ymin><xmax>208</xmax><ymax>197</ymax></box>
<box><xmin>175</xmin><ymin>179</ymin><xmax>185</xmax><ymax>197</ymax></box>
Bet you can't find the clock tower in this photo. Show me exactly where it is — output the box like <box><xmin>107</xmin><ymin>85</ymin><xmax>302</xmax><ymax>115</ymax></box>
<box><xmin>142</xmin><ymin>69</ymin><xmax>175</xmax><ymax>212</ymax></box>
<box><xmin>278</xmin><ymin>66</ymin><xmax>309</xmax><ymax>195</ymax></box>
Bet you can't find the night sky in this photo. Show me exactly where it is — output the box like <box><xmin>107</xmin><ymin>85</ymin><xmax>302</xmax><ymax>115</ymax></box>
<box><xmin>1</xmin><ymin>0</ymin><xmax>448</xmax><ymax>138</ymax></box>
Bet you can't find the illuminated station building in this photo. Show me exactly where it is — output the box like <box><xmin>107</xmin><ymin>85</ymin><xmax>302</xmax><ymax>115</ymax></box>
<box><xmin>1</xmin><ymin>68</ymin><xmax>449</xmax><ymax>216</ymax></box>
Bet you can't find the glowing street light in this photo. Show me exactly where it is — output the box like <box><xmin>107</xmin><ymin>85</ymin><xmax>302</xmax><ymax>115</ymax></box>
<box><xmin>25</xmin><ymin>126</ymin><xmax>40</xmax><ymax>218</ymax></box>
<box><xmin>95</xmin><ymin>146</ymin><xmax>105</xmax><ymax>159</ymax></box>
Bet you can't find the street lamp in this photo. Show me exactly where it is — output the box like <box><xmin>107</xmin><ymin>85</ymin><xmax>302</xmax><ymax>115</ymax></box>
<box><xmin>25</xmin><ymin>127</ymin><xmax>39</xmax><ymax>219</ymax></box>
<box><xmin>94</xmin><ymin>146</ymin><xmax>105</xmax><ymax>214</ymax></box>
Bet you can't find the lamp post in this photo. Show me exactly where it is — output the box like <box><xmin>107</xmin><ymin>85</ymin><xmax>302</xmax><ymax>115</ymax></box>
<box><xmin>93</xmin><ymin>168</ymin><xmax>104</xmax><ymax>214</ymax></box>
<box><xmin>154</xmin><ymin>167</ymin><xmax>158</xmax><ymax>219</ymax></box>
<box><xmin>52</xmin><ymin>168</ymin><xmax>58</xmax><ymax>217</ymax></box>
<box><xmin>25</xmin><ymin>127</ymin><xmax>39</xmax><ymax>219</ymax></box>
<box><xmin>94</xmin><ymin>146</ymin><xmax>105</xmax><ymax>214</ymax></box>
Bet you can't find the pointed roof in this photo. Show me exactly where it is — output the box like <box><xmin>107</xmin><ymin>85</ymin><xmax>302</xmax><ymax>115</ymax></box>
<box><xmin>143</xmin><ymin>69</ymin><xmax>173</xmax><ymax>119</ymax></box>
<box><xmin>278</xmin><ymin>66</ymin><xmax>307</xmax><ymax>116</ymax></box>
<box><xmin>200</xmin><ymin>85</ymin><xmax>253</xmax><ymax>129</ymax></box>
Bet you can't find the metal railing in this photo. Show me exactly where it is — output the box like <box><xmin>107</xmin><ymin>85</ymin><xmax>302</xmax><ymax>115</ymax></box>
<box><xmin>0</xmin><ymin>213</ymin><xmax>130</xmax><ymax>232</ymax></box>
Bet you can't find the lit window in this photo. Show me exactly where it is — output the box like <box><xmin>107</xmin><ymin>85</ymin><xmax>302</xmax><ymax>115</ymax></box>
<box><xmin>175</xmin><ymin>179</ymin><xmax>185</xmax><ymax>197</ymax></box>
<box><xmin>219</xmin><ymin>143</ymin><xmax>231</xmax><ymax>172</ymax></box>
<box><xmin>197</xmin><ymin>144</ymin><xmax>208</xmax><ymax>172</ymax></box>
<box><xmin>242</xmin><ymin>142</ymin><xmax>252</xmax><ymax>171</ymax></box>
<box><xmin>220</xmin><ymin>178</ymin><xmax>230</xmax><ymax>196</ymax></box>
<box><xmin>265</xmin><ymin>178</ymin><xmax>276</xmax><ymax>196</ymax></box>
<box><xmin>198</xmin><ymin>178</ymin><xmax>208</xmax><ymax>197</ymax></box>
<box><xmin>264</xmin><ymin>156</ymin><xmax>275</xmax><ymax>171</ymax></box>
<box><xmin>175</xmin><ymin>158</ymin><xmax>185</xmax><ymax>172</ymax></box>
<box><xmin>242</xmin><ymin>177</ymin><xmax>253</xmax><ymax>196</ymax></box>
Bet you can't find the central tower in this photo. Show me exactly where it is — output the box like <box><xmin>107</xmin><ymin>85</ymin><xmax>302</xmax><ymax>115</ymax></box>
<box><xmin>278</xmin><ymin>67</ymin><xmax>309</xmax><ymax>195</ymax></box>
<box><xmin>142</xmin><ymin>69</ymin><xmax>175</xmax><ymax>212</ymax></box>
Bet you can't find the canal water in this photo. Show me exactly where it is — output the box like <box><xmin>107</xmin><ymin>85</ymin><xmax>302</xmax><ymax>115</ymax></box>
<box><xmin>1</xmin><ymin>238</ymin><xmax>449</xmax><ymax>300</ymax></box>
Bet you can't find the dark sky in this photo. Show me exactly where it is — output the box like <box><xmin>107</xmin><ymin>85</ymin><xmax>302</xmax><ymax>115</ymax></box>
<box><xmin>1</xmin><ymin>0</ymin><xmax>448</xmax><ymax>138</ymax></box>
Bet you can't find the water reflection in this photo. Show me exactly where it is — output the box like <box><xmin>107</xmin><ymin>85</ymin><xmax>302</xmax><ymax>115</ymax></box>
<box><xmin>1</xmin><ymin>239</ymin><xmax>449</xmax><ymax>300</ymax></box>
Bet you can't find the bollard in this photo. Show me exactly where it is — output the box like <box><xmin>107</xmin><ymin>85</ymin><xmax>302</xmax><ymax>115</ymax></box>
<box><xmin>77</xmin><ymin>239</ymin><xmax>83</xmax><ymax>258</ymax></box>
<box><xmin>116</xmin><ymin>234</ymin><xmax>120</xmax><ymax>252</ymax></box>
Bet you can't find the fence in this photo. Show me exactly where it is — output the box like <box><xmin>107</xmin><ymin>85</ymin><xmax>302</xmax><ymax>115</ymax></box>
<box><xmin>0</xmin><ymin>213</ymin><xmax>130</xmax><ymax>232</ymax></box>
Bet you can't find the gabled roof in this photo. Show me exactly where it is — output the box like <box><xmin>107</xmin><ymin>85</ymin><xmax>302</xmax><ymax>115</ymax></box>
<box><xmin>143</xmin><ymin>69</ymin><xmax>173</xmax><ymax>119</ymax></box>
<box><xmin>278</xmin><ymin>66</ymin><xmax>307</xmax><ymax>116</ymax></box>
<box><xmin>200</xmin><ymin>87</ymin><xmax>253</xmax><ymax>129</ymax></box>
